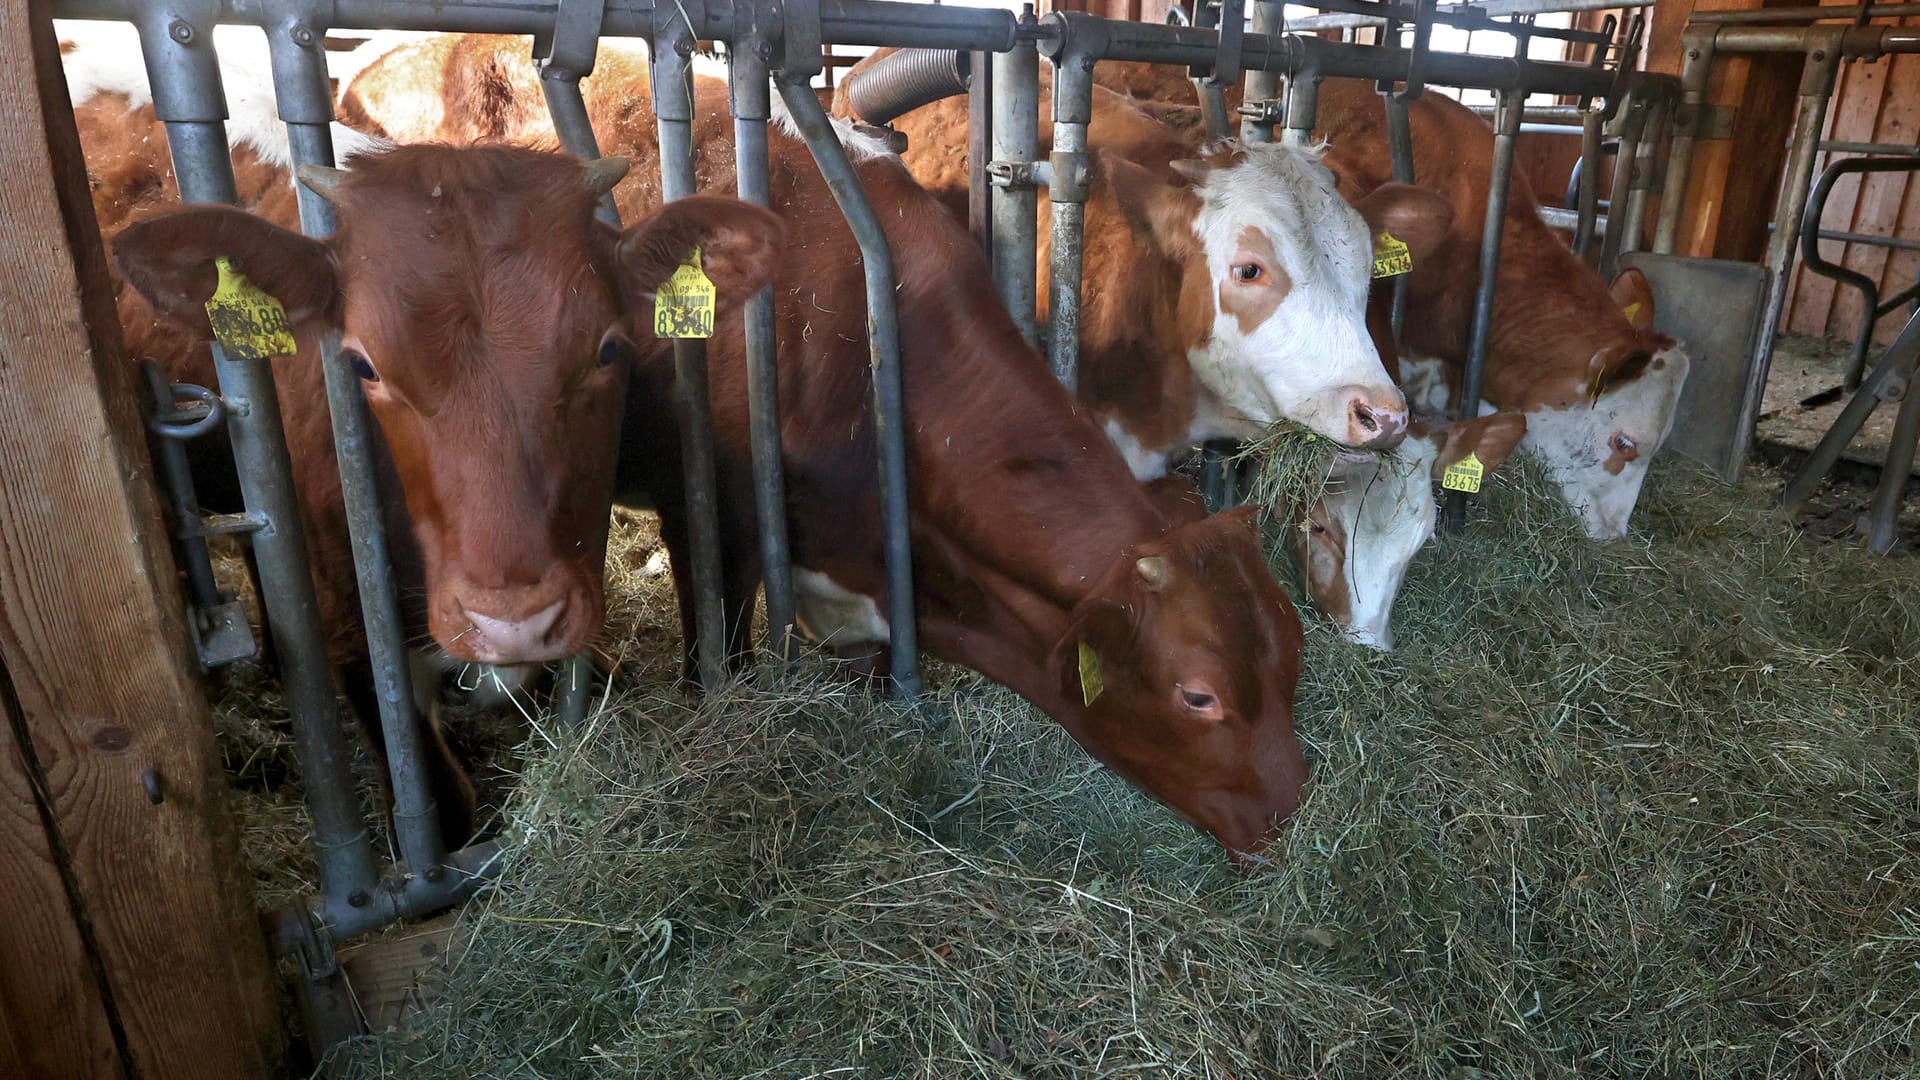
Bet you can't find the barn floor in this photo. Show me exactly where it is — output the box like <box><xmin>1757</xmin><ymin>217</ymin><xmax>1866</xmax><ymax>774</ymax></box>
<box><xmin>1759</xmin><ymin>332</ymin><xmax>1920</xmax><ymax>477</ymax></box>
<box><xmin>242</xmin><ymin>454</ymin><xmax>1920</xmax><ymax>1080</ymax></box>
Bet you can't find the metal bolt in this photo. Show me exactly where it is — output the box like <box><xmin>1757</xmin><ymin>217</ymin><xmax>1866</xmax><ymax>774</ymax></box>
<box><xmin>1812</xmin><ymin>50</ymin><xmax>1827</xmax><ymax>62</ymax></box>
<box><xmin>291</xmin><ymin>25</ymin><xmax>315</xmax><ymax>47</ymax></box>
<box><xmin>348</xmin><ymin>889</ymin><xmax>371</xmax><ymax>908</ymax></box>
<box><xmin>1687</xmin><ymin>48</ymin><xmax>1700</xmax><ymax>60</ymax></box>
<box><xmin>423</xmin><ymin>865</ymin><xmax>445</xmax><ymax>883</ymax></box>
<box><xmin>756</xmin><ymin>40</ymin><xmax>773</xmax><ymax>59</ymax></box>
<box><xmin>1081</xmin><ymin>55</ymin><xmax>1095</xmax><ymax>71</ymax></box>
<box><xmin>676</xmin><ymin>37</ymin><xmax>694</xmax><ymax>57</ymax></box>
<box><xmin>168</xmin><ymin>19</ymin><xmax>194</xmax><ymax>44</ymax></box>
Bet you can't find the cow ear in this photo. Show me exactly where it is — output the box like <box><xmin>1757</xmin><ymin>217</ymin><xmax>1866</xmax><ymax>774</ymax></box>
<box><xmin>112</xmin><ymin>206</ymin><xmax>339</xmax><ymax>338</ymax></box>
<box><xmin>1430</xmin><ymin>410</ymin><xmax>1528</xmax><ymax>479</ymax></box>
<box><xmin>616</xmin><ymin>195</ymin><xmax>786</xmax><ymax>311</ymax></box>
<box><xmin>1050</xmin><ymin>599</ymin><xmax>1134</xmax><ymax>711</ymax></box>
<box><xmin>1098</xmin><ymin>147</ymin><xmax>1202</xmax><ymax>260</ymax></box>
<box><xmin>1353</xmin><ymin>182</ymin><xmax>1454</xmax><ymax>265</ymax></box>
<box><xmin>1609</xmin><ymin>267</ymin><xmax>1656</xmax><ymax>331</ymax></box>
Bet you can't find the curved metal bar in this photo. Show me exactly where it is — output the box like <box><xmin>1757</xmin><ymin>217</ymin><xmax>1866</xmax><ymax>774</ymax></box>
<box><xmin>1799</xmin><ymin>156</ymin><xmax>1920</xmax><ymax>389</ymax></box>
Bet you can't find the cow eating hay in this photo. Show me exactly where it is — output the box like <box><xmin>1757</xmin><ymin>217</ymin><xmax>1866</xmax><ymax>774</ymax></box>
<box><xmin>306</xmin><ymin>458</ymin><xmax>1920</xmax><ymax>1078</ymax></box>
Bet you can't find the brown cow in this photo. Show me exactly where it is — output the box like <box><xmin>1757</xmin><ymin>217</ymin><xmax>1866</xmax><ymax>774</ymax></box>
<box><xmin>346</xmin><ymin>34</ymin><xmax>1311</xmax><ymax>857</ymax></box>
<box><xmin>63</xmin><ymin>23</ymin><xmax>784</xmax><ymax>841</ymax></box>
<box><xmin>834</xmin><ymin>50</ymin><xmax>1458</xmax><ymax>479</ymax></box>
<box><xmin>1079</xmin><ymin>68</ymin><xmax>1690</xmax><ymax>541</ymax></box>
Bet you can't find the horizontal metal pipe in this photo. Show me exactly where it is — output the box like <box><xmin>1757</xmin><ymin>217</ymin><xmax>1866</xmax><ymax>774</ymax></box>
<box><xmin>1712</xmin><ymin>23</ymin><xmax>1920</xmax><ymax>53</ymax></box>
<box><xmin>1289</xmin><ymin>0</ymin><xmax>1651</xmax><ymax>32</ymax></box>
<box><xmin>1693</xmin><ymin>1</ymin><xmax>1920</xmax><ymax>23</ymax></box>
<box><xmin>1539</xmin><ymin>204</ymin><xmax>1608</xmax><ymax>235</ymax></box>
<box><xmin>1790</xmin><ymin>139</ymin><xmax>1920</xmax><ymax>156</ymax></box>
<box><xmin>279</xmin><ymin>840</ymin><xmax>505</xmax><ymax>945</ymax></box>
<box><xmin>1817</xmin><ymin>228</ymin><xmax>1920</xmax><ymax>254</ymax></box>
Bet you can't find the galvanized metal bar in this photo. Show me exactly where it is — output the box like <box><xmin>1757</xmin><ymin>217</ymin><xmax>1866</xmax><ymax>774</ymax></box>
<box><xmin>1817</xmin><ymin>227</ymin><xmax>1920</xmax><ymax>254</ymax></box>
<box><xmin>1779</xmin><ymin>330</ymin><xmax>1909</xmax><ymax>511</ymax></box>
<box><xmin>651</xmin><ymin>8</ymin><xmax>731</xmax><ymax>690</ymax></box>
<box><xmin>731</xmin><ymin>0</ymin><xmax>798</xmax><ymax>662</ymax></box>
<box><xmin>1573</xmin><ymin>106</ymin><xmax>1603</xmax><ymax>257</ymax></box>
<box><xmin>1652</xmin><ymin>28</ymin><xmax>1710</xmax><ymax>256</ymax></box>
<box><xmin>1042</xmin><ymin>22</ymin><xmax>1096</xmax><ymax>390</ymax></box>
<box><xmin>967</xmin><ymin>49</ymin><xmax>992</xmax><ymax>255</ymax></box>
<box><xmin>1614</xmin><ymin>96</ymin><xmax>1665</xmax><ymax>260</ymax></box>
<box><xmin>1384</xmin><ymin>92</ymin><xmax>1415</xmax><ymax>341</ymax></box>
<box><xmin>1288</xmin><ymin>0</ymin><xmax>1651</xmax><ymax>32</ymax></box>
<box><xmin>134</xmin><ymin>13</ymin><xmax>380</xmax><ymax>919</ymax></box>
<box><xmin>990</xmin><ymin>28</ymin><xmax>1040</xmax><ymax>343</ymax></box>
<box><xmin>1243</xmin><ymin>0</ymin><xmax>1283</xmax><ymax>142</ymax></box>
<box><xmin>1713</xmin><ymin>23</ymin><xmax>1920</xmax><ymax>53</ymax></box>
<box><xmin>278</xmin><ymin>838</ymin><xmax>506</xmax><ymax>947</ymax></box>
<box><xmin>1867</xmin><ymin>337</ymin><xmax>1920</xmax><ymax>554</ymax></box>
<box><xmin>533</xmin><ymin>2</ymin><xmax>618</xmax><ymax>717</ymax></box>
<box><xmin>772</xmin><ymin>78</ymin><xmax>922</xmax><ymax>699</ymax></box>
<box><xmin>1812</xmin><ymin>140</ymin><xmax>1920</xmax><ymax>156</ymax></box>
<box><xmin>1799</xmin><ymin>155</ymin><xmax>1920</xmax><ymax>388</ymax></box>
<box><xmin>1444</xmin><ymin>89</ymin><xmax>1521</xmax><ymax>530</ymax></box>
<box><xmin>266</xmin><ymin>15</ymin><xmax>448</xmax><ymax>880</ymax></box>
<box><xmin>1597</xmin><ymin>90</ymin><xmax>1646</xmax><ymax>278</ymax></box>
<box><xmin>1282</xmin><ymin>65</ymin><xmax>1321</xmax><ymax>147</ymax></box>
<box><xmin>1734</xmin><ymin>35</ymin><xmax>1844</xmax><ymax>479</ymax></box>
<box><xmin>1694</xmin><ymin>1</ymin><xmax>1920</xmax><ymax>23</ymax></box>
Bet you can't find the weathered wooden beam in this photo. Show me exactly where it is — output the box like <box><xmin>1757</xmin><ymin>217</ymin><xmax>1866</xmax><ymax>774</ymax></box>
<box><xmin>0</xmin><ymin>2</ymin><xmax>283</xmax><ymax>1076</ymax></box>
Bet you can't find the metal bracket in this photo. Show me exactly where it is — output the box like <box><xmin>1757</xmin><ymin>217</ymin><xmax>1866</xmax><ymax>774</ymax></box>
<box><xmin>779</xmin><ymin>0</ymin><xmax>824</xmax><ymax>84</ymax></box>
<box><xmin>1190</xmin><ymin>0</ymin><xmax>1244</xmax><ymax>90</ymax></box>
<box><xmin>188</xmin><ymin>598</ymin><xmax>258</xmax><ymax>669</ymax></box>
<box><xmin>532</xmin><ymin>0</ymin><xmax>607</xmax><ymax>81</ymax></box>
<box><xmin>988</xmin><ymin>158</ymin><xmax>1053</xmax><ymax>189</ymax></box>
<box><xmin>1671</xmin><ymin>103</ymin><xmax>1734</xmax><ymax>141</ymax></box>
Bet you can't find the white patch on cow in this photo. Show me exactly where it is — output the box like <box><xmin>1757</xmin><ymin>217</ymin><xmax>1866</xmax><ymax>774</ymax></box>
<box><xmin>1522</xmin><ymin>341</ymin><xmax>1690</xmax><ymax>540</ymax></box>
<box><xmin>1183</xmin><ymin>141</ymin><xmax>1402</xmax><ymax>444</ymax></box>
<box><xmin>770</xmin><ymin>91</ymin><xmax>896</xmax><ymax>161</ymax></box>
<box><xmin>1397</xmin><ymin>354</ymin><xmax>1454</xmax><ymax>413</ymax></box>
<box><xmin>1315</xmin><ymin>442</ymin><xmax>1445</xmax><ymax>651</ymax></box>
<box><xmin>793</xmin><ymin>568</ymin><xmax>890</xmax><ymax>647</ymax></box>
<box><xmin>1104</xmin><ymin>418</ymin><xmax>1172</xmax><ymax>481</ymax></box>
<box><xmin>59</xmin><ymin>20</ymin><xmax>390</xmax><ymax>175</ymax></box>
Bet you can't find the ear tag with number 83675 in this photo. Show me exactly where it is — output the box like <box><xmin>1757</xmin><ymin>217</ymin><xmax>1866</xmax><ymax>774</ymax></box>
<box><xmin>1441</xmin><ymin>451</ymin><xmax>1485</xmax><ymax>494</ymax></box>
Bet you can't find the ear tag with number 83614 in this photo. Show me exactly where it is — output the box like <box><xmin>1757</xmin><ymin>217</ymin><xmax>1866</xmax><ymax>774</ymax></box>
<box><xmin>653</xmin><ymin>247</ymin><xmax>717</xmax><ymax>340</ymax></box>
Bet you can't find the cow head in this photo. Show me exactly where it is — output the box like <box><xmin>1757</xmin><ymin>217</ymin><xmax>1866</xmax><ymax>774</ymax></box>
<box><xmin>1049</xmin><ymin>508</ymin><xmax>1307</xmax><ymax>859</ymax></box>
<box><xmin>1513</xmin><ymin>269</ymin><xmax>1690</xmax><ymax>540</ymax></box>
<box><xmin>1100</xmin><ymin>142</ymin><xmax>1452</xmax><ymax>451</ymax></box>
<box><xmin>114</xmin><ymin>145</ymin><xmax>783</xmax><ymax>664</ymax></box>
<box><xmin>1298</xmin><ymin>411</ymin><xmax>1527</xmax><ymax>650</ymax></box>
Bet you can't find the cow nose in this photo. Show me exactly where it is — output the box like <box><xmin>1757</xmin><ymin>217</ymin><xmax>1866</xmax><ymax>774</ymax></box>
<box><xmin>1344</xmin><ymin>389</ymin><xmax>1409</xmax><ymax>450</ymax></box>
<box><xmin>458</xmin><ymin>599</ymin><xmax>569</xmax><ymax>663</ymax></box>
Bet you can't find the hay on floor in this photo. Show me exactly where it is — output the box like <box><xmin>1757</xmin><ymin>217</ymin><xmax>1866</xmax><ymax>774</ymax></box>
<box><xmin>299</xmin><ymin>457</ymin><xmax>1919</xmax><ymax>1078</ymax></box>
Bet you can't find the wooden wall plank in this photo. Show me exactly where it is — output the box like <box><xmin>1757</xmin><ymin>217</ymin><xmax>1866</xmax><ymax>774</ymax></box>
<box><xmin>0</xmin><ymin>2</ymin><xmax>283</xmax><ymax>1077</ymax></box>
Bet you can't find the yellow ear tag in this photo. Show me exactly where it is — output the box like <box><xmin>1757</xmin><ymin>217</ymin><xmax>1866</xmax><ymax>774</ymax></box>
<box><xmin>1621</xmin><ymin>300</ymin><xmax>1644</xmax><ymax>325</ymax></box>
<box><xmin>1371</xmin><ymin>231</ymin><xmax>1412</xmax><ymax>279</ymax></box>
<box><xmin>204</xmin><ymin>256</ymin><xmax>298</xmax><ymax>361</ymax></box>
<box><xmin>1077</xmin><ymin>640</ymin><xmax>1105</xmax><ymax>706</ymax></box>
<box><xmin>1441</xmin><ymin>451</ymin><xmax>1485</xmax><ymax>494</ymax></box>
<box><xmin>653</xmin><ymin>246</ymin><xmax>717</xmax><ymax>340</ymax></box>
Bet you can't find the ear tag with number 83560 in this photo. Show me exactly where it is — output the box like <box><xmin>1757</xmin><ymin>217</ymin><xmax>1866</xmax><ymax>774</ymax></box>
<box><xmin>653</xmin><ymin>247</ymin><xmax>717</xmax><ymax>340</ymax></box>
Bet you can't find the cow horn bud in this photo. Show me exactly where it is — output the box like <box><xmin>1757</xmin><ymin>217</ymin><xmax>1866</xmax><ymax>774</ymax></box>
<box><xmin>1135</xmin><ymin>556</ymin><xmax>1169</xmax><ymax>589</ymax></box>
<box><xmin>1169</xmin><ymin>159</ymin><xmax>1209</xmax><ymax>184</ymax></box>
<box><xmin>296</xmin><ymin>165</ymin><xmax>349</xmax><ymax>203</ymax></box>
<box><xmin>583</xmin><ymin>156</ymin><xmax>631</xmax><ymax>196</ymax></box>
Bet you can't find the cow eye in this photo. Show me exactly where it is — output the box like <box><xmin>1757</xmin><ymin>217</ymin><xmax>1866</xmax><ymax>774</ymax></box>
<box><xmin>597</xmin><ymin>334</ymin><xmax>634</xmax><ymax>368</ymax></box>
<box><xmin>1179</xmin><ymin>687</ymin><xmax>1216</xmax><ymax>712</ymax></box>
<box><xmin>1231</xmin><ymin>263</ymin><xmax>1262</xmax><ymax>283</ymax></box>
<box><xmin>341</xmin><ymin>349</ymin><xmax>378</xmax><ymax>382</ymax></box>
<box><xmin>1308</xmin><ymin>520</ymin><xmax>1329</xmax><ymax>537</ymax></box>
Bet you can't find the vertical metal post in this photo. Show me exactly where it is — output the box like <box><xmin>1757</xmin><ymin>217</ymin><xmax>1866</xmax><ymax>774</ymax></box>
<box><xmin>1444</xmin><ymin>89</ymin><xmax>1522</xmax><ymax>531</ymax></box>
<box><xmin>772</xmin><ymin>80</ymin><xmax>922</xmax><ymax>699</ymax></box>
<box><xmin>1574</xmin><ymin>105</ymin><xmax>1604</xmax><ymax>258</ymax></box>
<box><xmin>990</xmin><ymin>24</ymin><xmax>1039</xmax><ymax>344</ymax></box>
<box><xmin>1867</xmin><ymin>346</ymin><xmax>1920</xmax><ymax>554</ymax></box>
<box><xmin>731</xmin><ymin>2</ymin><xmax>798</xmax><ymax>662</ymax></box>
<box><xmin>1654</xmin><ymin>28</ymin><xmax>1715</xmax><ymax>255</ymax></box>
<box><xmin>1734</xmin><ymin>35</ymin><xmax>1844</xmax><ymax>481</ymax></box>
<box><xmin>1616</xmin><ymin>97</ymin><xmax>1665</xmax><ymax>260</ymax></box>
<box><xmin>1281</xmin><ymin>66</ymin><xmax>1321</xmax><ymax>147</ymax></box>
<box><xmin>535</xmin><ymin>1</ymin><xmax>620</xmax><ymax>717</ymax></box>
<box><xmin>140</xmin><ymin>364</ymin><xmax>223</xmax><ymax>612</ymax></box>
<box><xmin>1597</xmin><ymin>92</ymin><xmax>1647</xmax><ymax>278</ymax></box>
<box><xmin>1243</xmin><ymin>0</ymin><xmax>1284</xmax><ymax>143</ymax></box>
<box><xmin>651</xmin><ymin>9</ymin><xmax>730</xmax><ymax>690</ymax></box>
<box><xmin>265</xmin><ymin>16</ymin><xmax>446</xmax><ymax>879</ymax></box>
<box><xmin>967</xmin><ymin>49</ymin><xmax>993</xmax><ymax>256</ymax></box>
<box><xmin>135</xmin><ymin>14</ymin><xmax>379</xmax><ymax>918</ymax></box>
<box><xmin>1384</xmin><ymin>93</ymin><xmax>1416</xmax><ymax>341</ymax></box>
<box><xmin>1043</xmin><ymin>19</ymin><xmax>1098</xmax><ymax>390</ymax></box>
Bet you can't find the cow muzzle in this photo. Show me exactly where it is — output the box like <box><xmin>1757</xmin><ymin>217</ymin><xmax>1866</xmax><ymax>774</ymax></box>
<box><xmin>436</xmin><ymin>574</ymin><xmax>598</xmax><ymax>664</ymax></box>
<box><xmin>1341</xmin><ymin>386</ymin><xmax>1409</xmax><ymax>450</ymax></box>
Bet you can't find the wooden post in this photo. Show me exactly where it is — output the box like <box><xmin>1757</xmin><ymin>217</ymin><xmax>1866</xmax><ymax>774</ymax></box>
<box><xmin>0</xmin><ymin>2</ymin><xmax>283</xmax><ymax>1077</ymax></box>
<box><xmin>1648</xmin><ymin>0</ymin><xmax>1808</xmax><ymax>262</ymax></box>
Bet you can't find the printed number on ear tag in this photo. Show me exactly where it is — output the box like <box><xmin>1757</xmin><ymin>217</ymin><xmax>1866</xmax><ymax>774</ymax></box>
<box><xmin>1441</xmin><ymin>451</ymin><xmax>1485</xmax><ymax>494</ymax></box>
<box><xmin>653</xmin><ymin>247</ymin><xmax>717</xmax><ymax>340</ymax></box>
<box><xmin>205</xmin><ymin>257</ymin><xmax>298</xmax><ymax>361</ymax></box>
<box><xmin>1371</xmin><ymin>231</ymin><xmax>1413</xmax><ymax>279</ymax></box>
<box><xmin>1077</xmin><ymin>640</ymin><xmax>1105</xmax><ymax>706</ymax></box>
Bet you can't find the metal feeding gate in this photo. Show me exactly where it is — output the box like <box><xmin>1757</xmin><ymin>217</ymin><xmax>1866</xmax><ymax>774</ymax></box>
<box><xmin>48</xmin><ymin>0</ymin><xmax>1650</xmax><ymax>1048</ymax></box>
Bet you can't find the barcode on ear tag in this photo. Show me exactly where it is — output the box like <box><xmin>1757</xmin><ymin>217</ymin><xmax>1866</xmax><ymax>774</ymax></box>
<box><xmin>1371</xmin><ymin>231</ymin><xmax>1413</xmax><ymax>279</ymax></box>
<box><xmin>1441</xmin><ymin>451</ymin><xmax>1485</xmax><ymax>494</ymax></box>
<box><xmin>653</xmin><ymin>247</ymin><xmax>717</xmax><ymax>339</ymax></box>
<box><xmin>1077</xmin><ymin>640</ymin><xmax>1105</xmax><ymax>706</ymax></box>
<box><xmin>205</xmin><ymin>257</ymin><xmax>298</xmax><ymax>361</ymax></box>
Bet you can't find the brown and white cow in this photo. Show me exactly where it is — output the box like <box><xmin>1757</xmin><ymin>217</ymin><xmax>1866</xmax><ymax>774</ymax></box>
<box><xmin>63</xmin><ymin>23</ymin><xmax>784</xmax><ymax>839</ymax></box>
<box><xmin>1087</xmin><ymin>68</ymin><xmax>1690</xmax><ymax>541</ymax></box>
<box><xmin>345</xmin><ymin>34</ymin><xmax>1312</xmax><ymax>857</ymax></box>
<box><xmin>837</xmin><ymin>51</ymin><xmax>1457</xmax><ymax>475</ymax></box>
